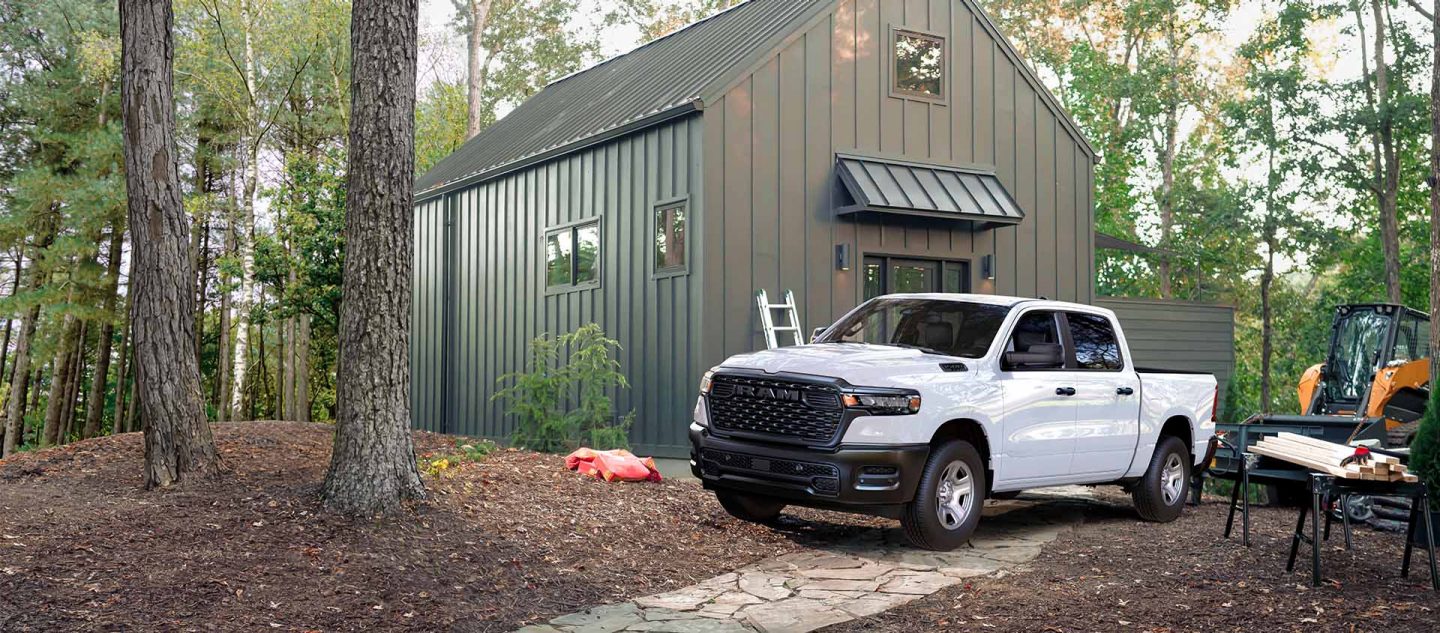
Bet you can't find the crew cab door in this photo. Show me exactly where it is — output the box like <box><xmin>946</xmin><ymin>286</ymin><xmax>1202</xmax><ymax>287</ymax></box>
<box><xmin>996</xmin><ymin>310</ymin><xmax>1076</xmax><ymax>485</ymax></box>
<box><xmin>1063</xmin><ymin>311</ymin><xmax>1141</xmax><ymax>478</ymax></box>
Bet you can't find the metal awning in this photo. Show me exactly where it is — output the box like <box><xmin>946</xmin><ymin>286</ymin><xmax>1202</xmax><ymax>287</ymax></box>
<box><xmin>834</xmin><ymin>154</ymin><xmax>1025</xmax><ymax>228</ymax></box>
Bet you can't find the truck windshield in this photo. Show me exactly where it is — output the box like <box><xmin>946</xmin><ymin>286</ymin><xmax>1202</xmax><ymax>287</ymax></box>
<box><xmin>816</xmin><ymin>298</ymin><xmax>1011</xmax><ymax>358</ymax></box>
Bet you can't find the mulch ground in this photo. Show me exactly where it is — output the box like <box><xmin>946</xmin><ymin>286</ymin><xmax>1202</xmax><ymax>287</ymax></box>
<box><xmin>0</xmin><ymin>422</ymin><xmax>875</xmax><ymax>632</ymax></box>
<box><xmin>826</xmin><ymin>488</ymin><xmax>1440</xmax><ymax>633</ymax></box>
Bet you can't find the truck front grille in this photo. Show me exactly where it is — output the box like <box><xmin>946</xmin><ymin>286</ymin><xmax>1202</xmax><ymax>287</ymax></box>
<box><xmin>708</xmin><ymin>375</ymin><xmax>844</xmax><ymax>444</ymax></box>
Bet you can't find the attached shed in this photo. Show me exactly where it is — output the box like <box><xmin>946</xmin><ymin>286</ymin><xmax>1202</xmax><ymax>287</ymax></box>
<box><xmin>411</xmin><ymin>0</ymin><xmax>1221</xmax><ymax>456</ymax></box>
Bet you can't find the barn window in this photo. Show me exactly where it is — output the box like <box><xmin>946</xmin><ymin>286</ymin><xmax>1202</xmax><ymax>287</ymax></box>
<box><xmin>893</xmin><ymin>29</ymin><xmax>945</xmax><ymax>100</ymax></box>
<box><xmin>545</xmin><ymin>219</ymin><xmax>601</xmax><ymax>290</ymax></box>
<box><xmin>654</xmin><ymin>200</ymin><xmax>687</xmax><ymax>274</ymax></box>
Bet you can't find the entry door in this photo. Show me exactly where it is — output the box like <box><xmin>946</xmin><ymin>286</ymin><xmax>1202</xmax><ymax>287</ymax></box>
<box><xmin>1063</xmin><ymin>312</ymin><xmax>1141</xmax><ymax>477</ymax></box>
<box><xmin>995</xmin><ymin>310</ymin><xmax>1076</xmax><ymax>485</ymax></box>
<box><xmin>863</xmin><ymin>256</ymin><xmax>970</xmax><ymax>300</ymax></box>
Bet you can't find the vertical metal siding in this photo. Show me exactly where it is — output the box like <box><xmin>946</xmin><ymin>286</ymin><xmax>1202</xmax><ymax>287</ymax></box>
<box><xmin>1097</xmin><ymin>297</ymin><xmax>1236</xmax><ymax>412</ymax></box>
<box><xmin>701</xmin><ymin>0</ymin><xmax>1096</xmax><ymax>364</ymax></box>
<box><xmin>411</xmin><ymin>117</ymin><xmax>704</xmax><ymax>457</ymax></box>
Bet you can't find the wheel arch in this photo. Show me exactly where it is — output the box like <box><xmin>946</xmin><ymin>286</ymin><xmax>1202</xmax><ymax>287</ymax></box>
<box><xmin>930</xmin><ymin>418</ymin><xmax>993</xmax><ymax>494</ymax></box>
<box><xmin>1159</xmin><ymin>415</ymin><xmax>1193</xmax><ymax>456</ymax></box>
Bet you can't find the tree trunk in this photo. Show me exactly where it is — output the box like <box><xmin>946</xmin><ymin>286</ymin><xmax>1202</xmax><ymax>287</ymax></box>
<box><xmin>229</xmin><ymin>0</ymin><xmax>260</xmax><ymax>421</ymax></box>
<box><xmin>2</xmin><ymin>301</ymin><xmax>41</xmax><ymax>456</ymax></box>
<box><xmin>1430</xmin><ymin>0</ymin><xmax>1439</xmax><ymax>391</ymax></box>
<box><xmin>42</xmin><ymin>317</ymin><xmax>82</xmax><ymax>447</ymax></box>
<box><xmin>0</xmin><ymin>251</ymin><xmax>22</xmax><ymax>385</ymax></box>
<box><xmin>59</xmin><ymin>322</ymin><xmax>88</xmax><ymax>445</ymax></box>
<box><xmin>112</xmin><ymin>300</ymin><xmax>132</xmax><ymax>434</ymax></box>
<box><xmin>215</xmin><ymin>212</ymin><xmax>234</xmax><ymax>420</ymax></box>
<box><xmin>464</xmin><ymin>0</ymin><xmax>495</xmax><ymax>139</ymax></box>
<box><xmin>1371</xmin><ymin>0</ymin><xmax>1403</xmax><ymax>304</ymax></box>
<box><xmin>84</xmin><ymin>228</ymin><xmax>126</xmax><ymax>438</ymax></box>
<box><xmin>322</xmin><ymin>0</ymin><xmax>425</xmax><ymax>515</ymax></box>
<box><xmin>120</xmin><ymin>0</ymin><xmax>220</xmax><ymax>487</ymax></box>
<box><xmin>295</xmin><ymin>314</ymin><xmax>310</xmax><ymax>422</ymax></box>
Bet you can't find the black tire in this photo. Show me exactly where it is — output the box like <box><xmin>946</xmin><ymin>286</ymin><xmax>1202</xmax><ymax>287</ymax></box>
<box><xmin>901</xmin><ymin>440</ymin><xmax>987</xmax><ymax>551</ymax></box>
<box><xmin>716</xmin><ymin>490</ymin><xmax>785</xmax><ymax>524</ymax></box>
<box><xmin>1132</xmin><ymin>436</ymin><xmax>1190</xmax><ymax>522</ymax></box>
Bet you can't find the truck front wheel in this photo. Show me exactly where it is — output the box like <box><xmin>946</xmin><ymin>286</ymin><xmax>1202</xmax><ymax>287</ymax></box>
<box><xmin>1132</xmin><ymin>436</ymin><xmax>1190</xmax><ymax>522</ymax></box>
<box><xmin>716</xmin><ymin>490</ymin><xmax>785</xmax><ymax>524</ymax></box>
<box><xmin>901</xmin><ymin>440</ymin><xmax>987</xmax><ymax>551</ymax></box>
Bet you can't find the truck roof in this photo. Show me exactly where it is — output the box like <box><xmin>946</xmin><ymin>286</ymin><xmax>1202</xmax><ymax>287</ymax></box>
<box><xmin>876</xmin><ymin>293</ymin><xmax>1105</xmax><ymax>313</ymax></box>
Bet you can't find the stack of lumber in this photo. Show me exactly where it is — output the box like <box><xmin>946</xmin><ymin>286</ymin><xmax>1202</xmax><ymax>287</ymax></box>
<box><xmin>1250</xmin><ymin>432</ymin><xmax>1418</xmax><ymax>483</ymax></box>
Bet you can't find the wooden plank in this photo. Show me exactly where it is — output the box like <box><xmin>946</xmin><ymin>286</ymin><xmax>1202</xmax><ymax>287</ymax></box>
<box><xmin>1276</xmin><ymin>432</ymin><xmax>1400</xmax><ymax>464</ymax></box>
<box><xmin>1249</xmin><ymin>444</ymin><xmax>1384</xmax><ymax>481</ymax></box>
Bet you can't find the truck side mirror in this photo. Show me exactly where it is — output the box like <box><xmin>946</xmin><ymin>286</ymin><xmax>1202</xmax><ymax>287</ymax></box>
<box><xmin>1004</xmin><ymin>343</ymin><xmax>1064</xmax><ymax>370</ymax></box>
<box><xmin>811</xmin><ymin>327</ymin><xmax>828</xmax><ymax>343</ymax></box>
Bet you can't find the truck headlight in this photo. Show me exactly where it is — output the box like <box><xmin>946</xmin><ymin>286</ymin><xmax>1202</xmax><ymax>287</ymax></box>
<box><xmin>842</xmin><ymin>393</ymin><xmax>921</xmax><ymax>415</ymax></box>
<box><xmin>699</xmin><ymin>369</ymin><xmax>717</xmax><ymax>394</ymax></box>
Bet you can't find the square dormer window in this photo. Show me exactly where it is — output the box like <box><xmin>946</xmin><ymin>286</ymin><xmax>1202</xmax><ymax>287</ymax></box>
<box><xmin>893</xmin><ymin>29</ymin><xmax>945</xmax><ymax>101</ymax></box>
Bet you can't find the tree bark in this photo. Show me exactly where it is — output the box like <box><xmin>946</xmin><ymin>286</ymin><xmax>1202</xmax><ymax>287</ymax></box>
<box><xmin>0</xmin><ymin>251</ymin><xmax>22</xmax><ymax>385</ymax></box>
<box><xmin>1430</xmin><ymin>0</ymin><xmax>1439</xmax><ymax>391</ymax></box>
<box><xmin>112</xmin><ymin>300</ymin><xmax>132</xmax><ymax>435</ymax></box>
<box><xmin>215</xmin><ymin>211</ymin><xmax>234</xmax><ymax>420</ymax></box>
<box><xmin>2</xmin><ymin>301</ymin><xmax>41</xmax><ymax>456</ymax></box>
<box><xmin>120</xmin><ymin>0</ymin><xmax>220</xmax><ymax>487</ymax></box>
<box><xmin>229</xmin><ymin>0</ymin><xmax>260</xmax><ymax>421</ymax></box>
<box><xmin>59</xmin><ymin>322</ymin><xmax>88</xmax><ymax>445</ymax></box>
<box><xmin>462</xmin><ymin>0</ymin><xmax>495</xmax><ymax>138</ymax></box>
<box><xmin>84</xmin><ymin>228</ymin><xmax>126</xmax><ymax>438</ymax></box>
<box><xmin>322</xmin><ymin>0</ymin><xmax>425</xmax><ymax>515</ymax></box>
<box><xmin>42</xmin><ymin>316</ymin><xmax>82</xmax><ymax>447</ymax></box>
<box><xmin>295</xmin><ymin>314</ymin><xmax>310</xmax><ymax>422</ymax></box>
<box><xmin>1371</xmin><ymin>0</ymin><xmax>1403</xmax><ymax>304</ymax></box>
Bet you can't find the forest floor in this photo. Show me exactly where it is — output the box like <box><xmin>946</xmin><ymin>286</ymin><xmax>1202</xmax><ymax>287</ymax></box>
<box><xmin>0</xmin><ymin>422</ymin><xmax>878</xmax><ymax>632</ymax></box>
<box><xmin>4</xmin><ymin>425</ymin><xmax>1439</xmax><ymax>632</ymax></box>
<box><xmin>826</xmin><ymin>488</ymin><xmax>1440</xmax><ymax>633</ymax></box>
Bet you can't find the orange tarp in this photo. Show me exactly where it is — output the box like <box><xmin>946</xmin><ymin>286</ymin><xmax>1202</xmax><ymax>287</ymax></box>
<box><xmin>565</xmin><ymin>448</ymin><xmax>663</xmax><ymax>483</ymax></box>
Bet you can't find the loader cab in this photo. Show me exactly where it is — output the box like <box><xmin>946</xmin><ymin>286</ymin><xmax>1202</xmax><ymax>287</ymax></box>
<box><xmin>1304</xmin><ymin>304</ymin><xmax>1430</xmax><ymax>419</ymax></box>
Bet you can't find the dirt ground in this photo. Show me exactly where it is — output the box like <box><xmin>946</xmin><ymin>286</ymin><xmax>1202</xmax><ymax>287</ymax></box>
<box><xmin>827</xmin><ymin>488</ymin><xmax>1440</xmax><ymax>633</ymax></box>
<box><xmin>0</xmin><ymin>422</ymin><xmax>875</xmax><ymax>632</ymax></box>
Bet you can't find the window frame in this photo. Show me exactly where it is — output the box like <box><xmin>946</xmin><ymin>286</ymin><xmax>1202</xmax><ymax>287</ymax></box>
<box><xmin>542</xmin><ymin>217</ymin><xmax>602</xmax><ymax>294</ymax></box>
<box><xmin>1064</xmin><ymin>311</ymin><xmax>1127</xmax><ymax>373</ymax></box>
<box><xmin>651</xmin><ymin>196</ymin><xmax>690</xmax><ymax>278</ymax></box>
<box><xmin>889</xmin><ymin>26</ymin><xmax>948</xmax><ymax>104</ymax></box>
<box><xmin>1001</xmin><ymin>308</ymin><xmax>1068</xmax><ymax>373</ymax></box>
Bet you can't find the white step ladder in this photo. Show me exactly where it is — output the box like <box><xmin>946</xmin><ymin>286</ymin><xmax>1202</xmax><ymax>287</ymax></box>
<box><xmin>756</xmin><ymin>289</ymin><xmax>805</xmax><ymax>350</ymax></box>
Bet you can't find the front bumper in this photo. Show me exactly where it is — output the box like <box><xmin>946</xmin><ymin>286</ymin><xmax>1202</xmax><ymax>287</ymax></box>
<box><xmin>689</xmin><ymin>426</ymin><xmax>929</xmax><ymax>518</ymax></box>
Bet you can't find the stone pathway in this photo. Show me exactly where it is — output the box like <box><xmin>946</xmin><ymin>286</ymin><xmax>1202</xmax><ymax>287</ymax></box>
<box><xmin>518</xmin><ymin>488</ymin><xmax>1091</xmax><ymax>633</ymax></box>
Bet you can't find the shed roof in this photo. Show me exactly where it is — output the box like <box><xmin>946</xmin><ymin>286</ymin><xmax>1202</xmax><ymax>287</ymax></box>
<box><xmin>415</xmin><ymin>0</ymin><xmax>1098</xmax><ymax>202</ymax></box>
<box><xmin>414</xmin><ymin>0</ymin><xmax>826</xmax><ymax>198</ymax></box>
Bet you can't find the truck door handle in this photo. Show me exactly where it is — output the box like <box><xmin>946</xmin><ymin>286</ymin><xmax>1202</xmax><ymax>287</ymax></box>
<box><xmin>1116</xmin><ymin>387</ymin><xmax>1135</xmax><ymax>396</ymax></box>
<box><xmin>1055</xmin><ymin>387</ymin><xmax>1077</xmax><ymax>396</ymax></box>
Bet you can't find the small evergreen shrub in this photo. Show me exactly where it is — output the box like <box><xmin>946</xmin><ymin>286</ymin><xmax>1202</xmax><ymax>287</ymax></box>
<box><xmin>1409</xmin><ymin>387</ymin><xmax>1440</xmax><ymax>493</ymax></box>
<box><xmin>493</xmin><ymin>324</ymin><xmax>634</xmax><ymax>453</ymax></box>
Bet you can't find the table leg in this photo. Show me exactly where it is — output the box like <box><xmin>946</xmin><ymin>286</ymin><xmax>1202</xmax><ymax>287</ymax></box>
<box><xmin>1241</xmin><ymin>454</ymin><xmax>1252</xmax><ymax>547</ymax></box>
<box><xmin>1311</xmin><ymin>484</ymin><xmax>1323</xmax><ymax>587</ymax></box>
<box><xmin>1422</xmin><ymin>494</ymin><xmax>1438</xmax><ymax>591</ymax></box>
<box><xmin>1287</xmin><ymin>502</ymin><xmax>1309</xmax><ymax>573</ymax></box>
<box><xmin>1404</xmin><ymin>496</ymin><xmax>1420</xmax><ymax>578</ymax></box>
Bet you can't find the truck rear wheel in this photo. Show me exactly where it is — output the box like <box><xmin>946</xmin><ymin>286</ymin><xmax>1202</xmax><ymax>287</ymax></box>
<box><xmin>901</xmin><ymin>440</ymin><xmax>986</xmax><ymax>551</ymax></box>
<box><xmin>716</xmin><ymin>490</ymin><xmax>785</xmax><ymax>524</ymax></box>
<box><xmin>1132</xmin><ymin>436</ymin><xmax>1189</xmax><ymax>522</ymax></box>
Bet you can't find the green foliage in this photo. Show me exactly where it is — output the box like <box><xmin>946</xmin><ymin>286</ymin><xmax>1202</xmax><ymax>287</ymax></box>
<box><xmin>1409</xmin><ymin>388</ymin><xmax>1440</xmax><ymax>493</ymax></box>
<box><xmin>420</xmin><ymin>438</ymin><xmax>498</xmax><ymax>476</ymax></box>
<box><xmin>493</xmin><ymin>324</ymin><xmax>633</xmax><ymax>453</ymax></box>
<box><xmin>415</xmin><ymin>80</ymin><xmax>468</xmax><ymax>176</ymax></box>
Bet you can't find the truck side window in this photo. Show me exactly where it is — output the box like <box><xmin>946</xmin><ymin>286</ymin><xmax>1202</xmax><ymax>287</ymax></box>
<box><xmin>1068</xmin><ymin>313</ymin><xmax>1124</xmax><ymax>371</ymax></box>
<box><xmin>1009</xmin><ymin>311</ymin><xmax>1059</xmax><ymax>353</ymax></box>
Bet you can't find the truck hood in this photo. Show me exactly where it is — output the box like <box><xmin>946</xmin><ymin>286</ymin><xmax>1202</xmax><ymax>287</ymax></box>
<box><xmin>719</xmin><ymin>343</ymin><xmax>962</xmax><ymax>385</ymax></box>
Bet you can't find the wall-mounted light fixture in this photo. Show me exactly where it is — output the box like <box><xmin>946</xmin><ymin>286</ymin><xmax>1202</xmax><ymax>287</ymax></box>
<box><xmin>981</xmin><ymin>254</ymin><xmax>995</xmax><ymax>280</ymax></box>
<box><xmin>836</xmin><ymin>244</ymin><xmax>852</xmax><ymax>271</ymax></box>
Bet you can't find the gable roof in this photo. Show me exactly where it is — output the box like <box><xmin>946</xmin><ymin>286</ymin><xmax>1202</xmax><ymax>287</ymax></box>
<box><xmin>415</xmin><ymin>0</ymin><xmax>828</xmax><ymax>199</ymax></box>
<box><xmin>415</xmin><ymin>0</ymin><xmax>1098</xmax><ymax>202</ymax></box>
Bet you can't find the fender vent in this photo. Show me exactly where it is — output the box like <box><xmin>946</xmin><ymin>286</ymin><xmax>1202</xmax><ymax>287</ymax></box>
<box><xmin>940</xmin><ymin>363</ymin><xmax>968</xmax><ymax>373</ymax></box>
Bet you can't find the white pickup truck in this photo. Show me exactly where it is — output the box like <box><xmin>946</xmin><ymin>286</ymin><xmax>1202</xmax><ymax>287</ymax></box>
<box><xmin>689</xmin><ymin>294</ymin><xmax>1218</xmax><ymax>550</ymax></box>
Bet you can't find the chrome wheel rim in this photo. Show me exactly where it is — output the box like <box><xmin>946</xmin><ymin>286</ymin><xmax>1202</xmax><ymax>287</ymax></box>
<box><xmin>1160</xmin><ymin>453</ymin><xmax>1185</xmax><ymax>506</ymax></box>
<box><xmin>934</xmin><ymin>460</ymin><xmax>975</xmax><ymax>530</ymax></box>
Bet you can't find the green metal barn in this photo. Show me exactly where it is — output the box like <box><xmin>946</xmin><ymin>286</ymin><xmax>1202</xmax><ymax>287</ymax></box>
<box><xmin>410</xmin><ymin>0</ymin><xmax>1234</xmax><ymax>456</ymax></box>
